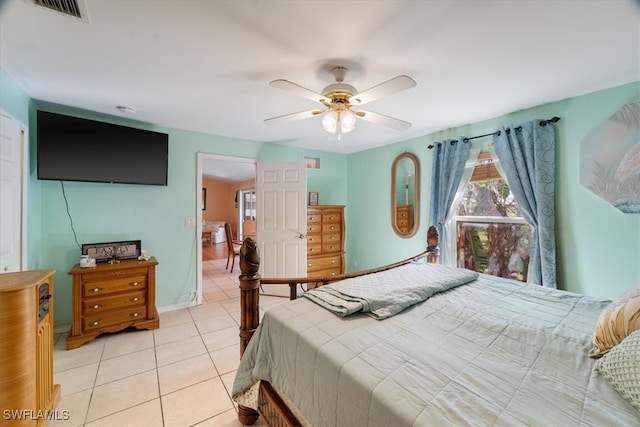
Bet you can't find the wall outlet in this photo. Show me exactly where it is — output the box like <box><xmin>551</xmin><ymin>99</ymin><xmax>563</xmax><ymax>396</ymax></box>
<box><xmin>185</xmin><ymin>217</ymin><xmax>196</xmax><ymax>227</ymax></box>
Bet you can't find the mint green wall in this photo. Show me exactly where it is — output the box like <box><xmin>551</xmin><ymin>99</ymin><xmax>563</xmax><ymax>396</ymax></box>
<box><xmin>346</xmin><ymin>81</ymin><xmax>640</xmax><ymax>300</ymax></box>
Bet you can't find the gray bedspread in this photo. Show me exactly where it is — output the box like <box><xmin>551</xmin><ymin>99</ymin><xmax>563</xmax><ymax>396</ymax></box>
<box><xmin>232</xmin><ymin>263</ymin><xmax>640</xmax><ymax>426</ymax></box>
<box><xmin>302</xmin><ymin>263</ymin><xmax>478</xmax><ymax>319</ymax></box>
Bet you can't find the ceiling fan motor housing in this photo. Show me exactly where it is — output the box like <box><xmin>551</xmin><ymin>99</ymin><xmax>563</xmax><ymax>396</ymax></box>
<box><xmin>322</xmin><ymin>83</ymin><xmax>357</xmax><ymax>102</ymax></box>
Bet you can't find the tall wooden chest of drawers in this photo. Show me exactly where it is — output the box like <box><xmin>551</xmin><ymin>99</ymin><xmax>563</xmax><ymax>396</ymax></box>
<box><xmin>0</xmin><ymin>269</ymin><xmax>61</xmax><ymax>426</ymax></box>
<box><xmin>66</xmin><ymin>257</ymin><xmax>159</xmax><ymax>350</ymax></box>
<box><xmin>395</xmin><ymin>204</ymin><xmax>412</xmax><ymax>233</ymax></box>
<box><xmin>306</xmin><ymin>205</ymin><xmax>345</xmax><ymax>282</ymax></box>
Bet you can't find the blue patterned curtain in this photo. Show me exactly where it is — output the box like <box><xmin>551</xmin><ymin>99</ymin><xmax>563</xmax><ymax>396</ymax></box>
<box><xmin>492</xmin><ymin>120</ymin><xmax>557</xmax><ymax>288</ymax></box>
<box><xmin>429</xmin><ymin>137</ymin><xmax>471</xmax><ymax>265</ymax></box>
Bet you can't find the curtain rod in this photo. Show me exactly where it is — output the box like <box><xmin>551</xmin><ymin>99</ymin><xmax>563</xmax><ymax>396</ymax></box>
<box><xmin>427</xmin><ymin>116</ymin><xmax>561</xmax><ymax>149</ymax></box>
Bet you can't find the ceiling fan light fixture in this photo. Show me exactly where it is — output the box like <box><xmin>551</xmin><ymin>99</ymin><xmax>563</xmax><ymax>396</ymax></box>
<box><xmin>322</xmin><ymin>110</ymin><xmax>337</xmax><ymax>133</ymax></box>
<box><xmin>340</xmin><ymin>109</ymin><xmax>356</xmax><ymax>133</ymax></box>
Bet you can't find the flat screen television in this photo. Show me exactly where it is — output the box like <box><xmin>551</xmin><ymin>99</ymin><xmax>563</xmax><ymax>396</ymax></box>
<box><xmin>37</xmin><ymin>110</ymin><xmax>169</xmax><ymax>185</ymax></box>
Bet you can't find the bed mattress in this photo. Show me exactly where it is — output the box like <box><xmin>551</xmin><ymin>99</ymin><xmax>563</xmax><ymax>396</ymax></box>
<box><xmin>233</xmin><ymin>264</ymin><xmax>639</xmax><ymax>426</ymax></box>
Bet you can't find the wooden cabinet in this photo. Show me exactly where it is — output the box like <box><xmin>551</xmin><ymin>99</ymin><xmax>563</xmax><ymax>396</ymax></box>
<box><xmin>395</xmin><ymin>204</ymin><xmax>412</xmax><ymax>233</ymax></box>
<box><xmin>66</xmin><ymin>257</ymin><xmax>159</xmax><ymax>350</ymax></box>
<box><xmin>0</xmin><ymin>269</ymin><xmax>61</xmax><ymax>426</ymax></box>
<box><xmin>306</xmin><ymin>206</ymin><xmax>345</xmax><ymax>283</ymax></box>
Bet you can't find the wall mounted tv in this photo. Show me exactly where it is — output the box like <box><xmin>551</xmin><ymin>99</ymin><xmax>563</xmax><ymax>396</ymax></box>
<box><xmin>37</xmin><ymin>110</ymin><xmax>169</xmax><ymax>186</ymax></box>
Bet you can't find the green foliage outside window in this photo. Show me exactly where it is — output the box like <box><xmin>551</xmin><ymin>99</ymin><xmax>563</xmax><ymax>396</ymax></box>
<box><xmin>456</xmin><ymin>180</ymin><xmax>531</xmax><ymax>281</ymax></box>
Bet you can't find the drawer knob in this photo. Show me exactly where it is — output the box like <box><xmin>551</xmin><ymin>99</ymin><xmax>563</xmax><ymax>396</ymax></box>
<box><xmin>132</xmin><ymin>297</ymin><xmax>139</xmax><ymax>302</ymax></box>
<box><xmin>92</xmin><ymin>287</ymin><xmax>101</xmax><ymax>293</ymax></box>
<box><xmin>309</xmin><ymin>248</ymin><xmax>314</xmax><ymax>252</ymax></box>
<box><xmin>330</xmin><ymin>236</ymin><xmax>334</xmax><ymax>240</ymax></box>
<box><xmin>92</xmin><ymin>304</ymin><xmax>100</xmax><ymax>309</ymax></box>
<box><xmin>131</xmin><ymin>312</ymin><xmax>139</xmax><ymax>318</ymax></box>
<box><xmin>131</xmin><ymin>281</ymin><xmax>140</xmax><ymax>287</ymax></box>
<box><xmin>92</xmin><ymin>320</ymin><xmax>100</xmax><ymax>326</ymax></box>
<box><xmin>331</xmin><ymin>260</ymin><xmax>336</xmax><ymax>264</ymax></box>
<box><xmin>308</xmin><ymin>263</ymin><xmax>312</xmax><ymax>267</ymax></box>
<box><xmin>330</xmin><ymin>226</ymin><xmax>335</xmax><ymax>230</ymax></box>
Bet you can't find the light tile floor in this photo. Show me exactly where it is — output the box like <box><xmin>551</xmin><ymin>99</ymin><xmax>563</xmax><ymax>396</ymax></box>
<box><xmin>50</xmin><ymin>258</ymin><xmax>286</xmax><ymax>427</ymax></box>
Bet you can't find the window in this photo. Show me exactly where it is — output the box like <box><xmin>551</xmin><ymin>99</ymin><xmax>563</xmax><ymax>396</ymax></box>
<box><xmin>454</xmin><ymin>152</ymin><xmax>531</xmax><ymax>281</ymax></box>
<box><xmin>241</xmin><ymin>189</ymin><xmax>256</xmax><ymax>220</ymax></box>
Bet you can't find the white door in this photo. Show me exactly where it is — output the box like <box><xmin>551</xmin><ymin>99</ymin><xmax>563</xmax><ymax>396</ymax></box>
<box><xmin>256</xmin><ymin>160</ymin><xmax>306</xmax><ymax>295</ymax></box>
<box><xmin>0</xmin><ymin>110</ymin><xmax>26</xmax><ymax>273</ymax></box>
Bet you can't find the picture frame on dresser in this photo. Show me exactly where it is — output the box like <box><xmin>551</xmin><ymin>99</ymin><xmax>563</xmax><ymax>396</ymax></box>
<box><xmin>82</xmin><ymin>240</ymin><xmax>141</xmax><ymax>263</ymax></box>
<box><xmin>308</xmin><ymin>191</ymin><xmax>318</xmax><ymax>206</ymax></box>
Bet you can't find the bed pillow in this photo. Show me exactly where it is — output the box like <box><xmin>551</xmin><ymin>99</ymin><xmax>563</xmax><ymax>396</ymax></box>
<box><xmin>590</xmin><ymin>287</ymin><xmax>640</xmax><ymax>358</ymax></box>
<box><xmin>596</xmin><ymin>329</ymin><xmax>640</xmax><ymax>411</ymax></box>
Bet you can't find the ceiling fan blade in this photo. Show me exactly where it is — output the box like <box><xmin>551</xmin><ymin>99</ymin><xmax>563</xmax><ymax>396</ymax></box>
<box><xmin>349</xmin><ymin>75</ymin><xmax>416</xmax><ymax>106</ymax></box>
<box><xmin>269</xmin><ymin>79</ymin><xmax>331</xmax><ymax>104</ymax></box>
<box><xmin>264</xmin><ymin>109</ymin><xmax>324</xmax><ymax>126</ymax></box>
<box><xmin>355</xmin><ymin>110</ymin><xmax>412</xmax><ymax>131</ymax></box>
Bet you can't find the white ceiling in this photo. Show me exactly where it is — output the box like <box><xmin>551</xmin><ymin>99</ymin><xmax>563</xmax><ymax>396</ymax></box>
<box><xmin>1</xmin><ymin>0</ymin><xmax>639</xmax><ymax>161</ymax></box>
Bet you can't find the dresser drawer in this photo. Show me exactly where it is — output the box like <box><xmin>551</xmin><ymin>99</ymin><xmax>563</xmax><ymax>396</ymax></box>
<box><xmin>307</xmin><ymin>213</ymin><xmax>322</xmax><ymax>224</ymax></box>
<box><xmin>82</xmin><ymin>275</ymin><xmax>147</xmax><ymax>297</ymax></box>
<box><xmin>307</xmin><ymin>223</ymin><xmax>322</xmax><ymax>234</ymax></box>
<box><xmin>322</xmin><ymin>242</ymin><xmax>342</xmax><ymax>253</ymax></box>
<box><xmin>307</xmin><ymin>243</ymin><xmax>322</xmax><ymax>255</ymax></box>
<box><xmin>83</xmin><ymin>305</ymin><xmax>147</xmax><ymax>332</ymax></box>
<box><xmin>322</xmin><ymin>232</ymin><xmax>341</xmax><ymax>245</ymax></box>
<box><xmin>82</xmin><ymin>290</ymin><xmax>146</xmax><ymax>314</ymax></box>
<box><xmin>307</xmin><ymin>234</ymin><xmax>321</xmax><ymax>245</ymax></box>
<box><xmin>307</xmin><ymin>255</ymin><xmax>342</xmax><ymax>272</ymax></box>
<box><xmin>322</xmin><ymin>223</ymin><xmax>341</xmax><ymax>234</ymax></box>
<box><xmin>307</xmin><ymin>268</ymin><xmax>342</xmax><ymax>279</ymax></box>
<box><xmin>81</xmin><ymin>266</ymin><xmax>149</xmax><ymax>282</ymax></box>
<box><xmin>322</xmin><ymin>212</ymin><xmax>342</xmax><ymax>224</ymax></box>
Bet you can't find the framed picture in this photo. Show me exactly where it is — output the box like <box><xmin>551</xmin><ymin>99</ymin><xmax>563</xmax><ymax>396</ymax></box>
<box><xmin>82</xmin><ymin>240</ymin><xmax>142</xmax><ymax>263</ymax></box>
<box><xmin>309</xmin><ymin>191</ymin><xmax>318</xmax><ymax>206</ymax></box>
<box><xmin>202</xmin><ymin>188</ymin><xmax>207</xmax><ymax>210</ymax></box>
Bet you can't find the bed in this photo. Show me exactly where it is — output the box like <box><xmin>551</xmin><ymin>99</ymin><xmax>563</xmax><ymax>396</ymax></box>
<box><xmin>203</xmin><ymin>221</ymin><xmax>226</xmax><ymax>244</ymax></box>
<box><xmin>232</xmin><ymin>238</ymin><xmax>639</xmax><ymax>426</ymax></box>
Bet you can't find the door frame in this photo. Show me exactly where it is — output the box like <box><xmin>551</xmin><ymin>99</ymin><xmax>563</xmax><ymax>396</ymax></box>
<box><xmin>196</xmin><ymin>153</ymin><xmax>256</xmax><ymax>305</ymax></box>
<box><xmin>0</xmin><ymin>109</ymin><xmax>29</xmax><ymax>272</ymax></box>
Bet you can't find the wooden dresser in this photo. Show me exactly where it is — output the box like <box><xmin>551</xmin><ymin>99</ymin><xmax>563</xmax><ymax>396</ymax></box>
<box><xmin>395</xmin><ymin>204</ymin><xmax>412</xmax><ymax>233</ymax></box>
<box><xmin>66</xmin><ymin>257</ymin><xmax>159</xmax><ymax>350</ymax></box>
<box><xmin>0</xmin><ymin>269</ymin><xmax>61</xmax><ymax>426</ymax></box>
<box><xmin>306</xmin><ymin>205</ymin><xmax>345</xmax><ymax>283</ymax></box>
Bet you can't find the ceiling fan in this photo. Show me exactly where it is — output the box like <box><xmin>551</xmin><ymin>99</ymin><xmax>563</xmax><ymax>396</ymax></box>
<box><xmin>264</xmin><ymin>67</ymin><xmax>416</xmax><ymax>139</ymax></box>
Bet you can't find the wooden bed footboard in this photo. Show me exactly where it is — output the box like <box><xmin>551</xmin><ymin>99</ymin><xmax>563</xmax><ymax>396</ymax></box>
<box><xmin>237</xmin><ymin>230</ymin><xmax>439</xmax><ymax>426</ymax></box>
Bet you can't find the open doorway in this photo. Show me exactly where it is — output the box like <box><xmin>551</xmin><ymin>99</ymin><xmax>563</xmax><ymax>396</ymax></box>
<box><xmin>196</xmin><ymin>153</ymin><xmax>256</xmax><ymax>305</ymax></box>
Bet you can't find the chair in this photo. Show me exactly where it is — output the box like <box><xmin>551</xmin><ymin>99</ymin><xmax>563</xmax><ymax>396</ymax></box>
<box><xmin>224</xmin><ymin>222</ymin><xmax>242</xmax><ymax>272</ymax></box>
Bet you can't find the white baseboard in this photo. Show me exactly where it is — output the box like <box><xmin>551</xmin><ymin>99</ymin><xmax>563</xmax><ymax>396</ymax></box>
<box><xmin>54</xmin><ymin>324</ymin><xmax>71</xmax><ymax>335</ymax></box>
<box><xmin>157</xmin><ymin>300</ymin><xmax>199</xmax><ymax>313</ymax></box>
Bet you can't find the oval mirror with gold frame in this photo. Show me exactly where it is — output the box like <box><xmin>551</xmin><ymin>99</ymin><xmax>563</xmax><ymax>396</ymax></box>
<box><xmin>391</xmin><ymin>152</ymin><xmax>420</xmax><ymax>238</ymax></box>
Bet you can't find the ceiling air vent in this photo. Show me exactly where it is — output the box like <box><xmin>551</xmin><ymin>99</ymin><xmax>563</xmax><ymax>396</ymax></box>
<box><xmin>29</xmin><ymin>0</ymin><xmax>90</xmax><ymax>22</ymax></box>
